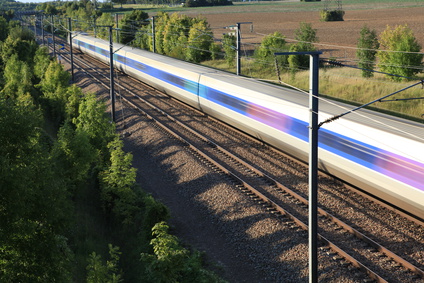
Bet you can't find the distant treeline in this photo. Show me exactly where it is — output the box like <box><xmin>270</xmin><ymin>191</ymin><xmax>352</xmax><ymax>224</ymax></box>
<box><xmin>184</xmin><ymin>0</ymin><xmax>233</xmax><ymax>7</ymax></box>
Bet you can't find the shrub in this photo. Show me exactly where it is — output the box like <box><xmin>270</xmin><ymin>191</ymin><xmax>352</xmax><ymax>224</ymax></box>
<box><xmin>254</xmin><ymin>31</ymin><xmax>288</xmax><ymax>68</ymax></box>
<box><xmin>377</xmin><ymin>24</ymin><xmax>423</xmax><ymax>81</ymax></box>
<box><xmin>356</xmin><ymin>25</ymin><xmax>379</xmax><ymax>78</ymax></box>
<box><xmin>320</xmin><ymin>10</ymin><xmax>345</xmax><ymax>21</ymax></box>
<box><xmin>141</xmin><ymin>222</ymin><xmax>225</xmax><ymax>283</ymax></box>
<box><xmin>222</xmin><ymin>33</ymin><xmax>236</xmax><ymax>67</ymax></box>
<box><xmin>288</xmin><ymin>22</ymin><xmax>318</xmax><ymax>73</ymax></box>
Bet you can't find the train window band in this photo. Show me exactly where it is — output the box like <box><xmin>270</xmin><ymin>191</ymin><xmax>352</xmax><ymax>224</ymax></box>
<box><xmin>74</xmin><ymin>37</ymin><xmax>424</xmax><ymax>199</ymax></box>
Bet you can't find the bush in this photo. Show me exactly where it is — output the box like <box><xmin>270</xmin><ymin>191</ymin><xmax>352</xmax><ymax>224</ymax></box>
<box><xmin>288</xmin><ymin>22</ymin><xmax>318</xmax><ymax>73</ymax></box>
<box><xmin>320</xmin><ymin>10</ymin><xmax>345</xmax><ymax>21</ymax></box>
<box><xmin>356</xmin><ymin>25</ymin><xmax>379</xmax><ymax>78</ymax></box>
<box><xmin>141</xmin><ymin>222</ymin><xmax>226</xmax><ymax>283</ymax></box>
<box><xmin>222</xmin><ymin>33</ymin><xmax>236</xmax><ymax>67</ymax></box>
<box><xmin>377</xmin><ymin>24</ymin><xmax>423</xmax><ymax>81</ymax></box>
<box><xmin>254</xmin><ymin>31</ymin><xmax>288</xmax><ymax>68</ymax></box>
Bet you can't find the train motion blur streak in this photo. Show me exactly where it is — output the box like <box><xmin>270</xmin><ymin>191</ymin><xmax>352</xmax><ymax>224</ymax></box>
<box><xmin>72</xmin><ymin>34</ymin><xmax>424</xmax><ymax>220</ymax></box>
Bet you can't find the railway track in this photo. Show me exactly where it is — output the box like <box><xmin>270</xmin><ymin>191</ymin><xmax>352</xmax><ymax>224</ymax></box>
<box><xmin>49</xmin><ymin>35</ymin><xmax>423</xmax><ymax>282</ymax></box>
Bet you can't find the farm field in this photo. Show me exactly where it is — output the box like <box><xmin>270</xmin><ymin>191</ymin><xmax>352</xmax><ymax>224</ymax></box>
<box><xmin>203</xmin><ymin>6</ymin><xmax>424</xmax><ymax>48</ymax></box>
<box><xmin>149</xmin><ymin>1</ymin><xmax>424</xmax><ymax>48</ymax></box>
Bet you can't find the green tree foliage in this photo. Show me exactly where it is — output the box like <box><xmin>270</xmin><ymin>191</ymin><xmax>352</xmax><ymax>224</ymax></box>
<box><xmin>73</xmin><ymin>92</ymin><xmax>115</xmax><ymax>153</ymax></box>
<box><xmin>100</xmin><ymin>137</ymin><xmax>139</xmax><ymax>225</ymax></box>
<box><xmin>356</xmin><ymin>25</ymin><xmax>379</xmax><ymax>78</ymax></box>
<box><xmin>1</xmin><ymin>55</ymin><xmax>33</xmax><ymax>99</ymax></box>
<box><xmin>288</xmin><ymin>22</ymin><xmax>318</xmax><ymax>72</ymax></box>
<box><xmin>141</xmin><ymin>13</ymin><xmax>216</xmax><ymax>63</ymax></box>
<box><xmin>141</xmin><ymin>195</ymin><xmax>170</xmax><ymax>245</ymax></box>
<box><xmin>64</xmin><ymin>0</ymin><xmax>101</xmax><ymax>33</ymax></box>
<box><xmin>36</xmin><ymin>2</ymin><xmax>59</xmax><ymax>15</ymax></box>
<box><xmin>320</xmin><ymin>10</ymin><xmax>345</xmax><ymax>21</ymax></box>
<box><xmin>87</xmin><ymin>244</ymin><xmax>123</xmax><ymax>283</ymax></box>
<box><xmin>119</xmin><ymin>10</ymin><xmax>149</xmax><ymax>45</ymax></box>
<box><xmin>113</xmin><ymin>0</ymin><xmax>127</xmax><ymax>9</ymax></box>
<box><xmin>377</xmin><ymin>24</ymin><xmax>423</xmax><ymax>81</ymax></box>
<box><xmin>254</xmin><ymin>31</ymin><xmax>288</xmax><ymax>67</ymax></box>
<box><xmin>141</xmin><ymin>222</ymin><xmax>225</xmax><ymax>283</ymax></box>
<box><xmin>95</xmin><ymin>13</ymin><xmax>115</xmax><ymax>41</ymax></box>
<box><xmin>0</xmin><ymin>16</ymin><xmax>8</xmax><ymax>42</ymax></box>
<box><xmin>185</xmin><ymin>0</ymin><xmax>233</xmax><ymax>7</ymax></box>
<box><xmin>186</xmin><ymin>19</ymin><xmax>214</xmax><ymax>63</ymax></box>
<box><xmin>51</xmin><ymin>121</ymin><xmax>97</xmax><ymax>188</ymax></box>
<box><xmin>33</xmin><ymin>46</ymin><xmax>53</xmax><ymax>81</ymax></box>
<box><xmin>65</xmin><ymin>84</ymin><xmax>85</xmax><ymax>121</ymax></box>
<box><xmin>0</xmin><ymin>99</ymin><xmax>73</xmax><ymax>282</ymax></box>
<box><xmin>37</xmin><ymin>60</ymin><xmax>71</xmax><ymax>124</ymax></box>
<box><xmin>222</xmin><ymin>33</ymin><xmax>236</xmax><ymax>67</ymax></box>
<box><xmin>162</xmin><ymin>13</ymin><xmax>191</xmax><ymax>59</ymax></box>
<box><xmin>0</xmin><ymin>26</ymin><xmax>37</xmax><ymax>66</ymax></box>
<box><xmin>152</xmin><ymin>12</ymin><xmax>169</xmax><ymax>55</ymax></box>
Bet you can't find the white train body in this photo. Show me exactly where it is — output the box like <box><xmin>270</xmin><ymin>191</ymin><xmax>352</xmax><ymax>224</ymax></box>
<box><xmin>72</xmin><ymin>34</ymin><xmax>424</xmax><ymax>219</ymax></box>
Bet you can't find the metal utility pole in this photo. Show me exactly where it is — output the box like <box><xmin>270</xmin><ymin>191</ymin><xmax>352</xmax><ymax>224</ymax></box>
<box><xmin>274</xmin><ymin>51</ymin><xmax>322</xmax><ymax>283</ymax></box>
<box><xmin>109</xmin><ymin>26</ymin><xmax>116</xmax><ymax>122</ymax></box>
<box><xmin>33</xmin><ymin>15</ymin><xmax>36</xmax><ymax>38</ymax></box>
<box><xmin>41</xmin><ymin>14</ymin><xmax>45</xmax><ymax>45</ymax></box>
<box><xmin>68</xmin><ymin>18</ymin><xmax>74</xmax><ymax>82</ymax></box>
<box><xmin>152</xmin><ymin>16</ymin><xmax>156</xmax><ymax>53</ymax></box>
<box><xmin>51</xmin><ymin>15</ymin><xmax>56</xmax><ymax>58</ymax></box>
<box><xmin>235</xmin><ymin>22</ymin><xmax>252</xmax><ymax>76</ymax></box>
<box><xmin>115</xmin><ymin>13</ymin><xmax>120</xmax><ymax>43</ymax></box>
<box><xmin>308</xmin><ymin>51</ymin><xmax>320</xmax><ymax>283</ymax></box>
<box><xmin>236</xmin><ymin>22</ymin><xmax>241</xmax><ymax>76</ymax></box>
<box><xmin>93</xmin><ymin>16</ymin><xmax>97</xmax><ymax>38</ymax></box>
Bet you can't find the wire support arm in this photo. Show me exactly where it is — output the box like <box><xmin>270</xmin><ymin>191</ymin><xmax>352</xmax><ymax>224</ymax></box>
<box><xmin>318</xmin><ymin>80</ymin><xmax>424</xmax><ymax>128</ymax></box>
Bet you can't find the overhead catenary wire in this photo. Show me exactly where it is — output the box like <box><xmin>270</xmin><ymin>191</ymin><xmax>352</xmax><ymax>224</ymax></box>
<box><xmin>40</xmin><ymin>15</ymin><xmax>423</xmax><ymax>144</ymax></box>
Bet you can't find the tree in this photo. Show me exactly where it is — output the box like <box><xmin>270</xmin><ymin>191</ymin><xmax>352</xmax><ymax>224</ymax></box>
<box><xmin>186</xmin><ymin>19</ymin><xmax>214</xmax><ymax>63</ymax></box>
<box><xmin>0</xmin><ymin>99</ymin><xmax>73</xmax><ymax>282</ymax></box>
<box><xmin>37</xmin><ymin>60</ymin><xmax>71</xmax><ymax>125</ymax></box>
<box><xmin>114</xmin><ymin>0</ymin><xmax>127</xmax><ymax>8</ymax></box>
<box><xmin>222</xmin><ymin>33</ymin><xmax>236</xmax><ymax>67</ymax></box>
<box><xmin>0</xmin><ymin>27</ymin><xmax>38</xmax><ymax>66</ymax></box>
<box><xmin>356</xmin><ymin>25</ymin><xmax>379</xmax><ymax>78</ymax></box>
<box><xmin>95</xmin><ymin>13</ymin><xmax>114</xmax><ymax>41</ymax></box>
<box><xmin>51</xmin><ymin>121</ymin><xmax>98</xmax><ymax>189</ymax></box>
<box><xmin>33</xmin><ymin>46</ymin><xmax>52</xmax><ymax>81</ymax></box>
<box><xmin>0</xmin><ymin>16</ymin><xmax>8</xmax><ymax>42</ymax></box>
<box><xmin>254</xmin><ymin>31</ymin><xmax>288</xmax><ymax>67</ymax></box>
<box><xmin>1</xmin><ymin>55</ymin><xmax>33</xmax><ymax>100</ymax></box>
<box><xmin>87</xmin><ymin>244</ymin><xmax>123</xmax><ymax>283</ymax></box>
<box><xmin>100</xmin><ymin>137</ymin><xmax>138</xmax><ymax>225</ymax></box>
<box><xmin>141</xmin><ymin>222</ymin><xmax>225</xmax><ymax>283</ymax></box>
<box><xmin>162</xmin><ymin>13</ymin><xmax>192</xmax><ymax>59</ymax></box>
<box><xmin>73</xmin><ymin>92</ymin><xmax>115</xmax><ymax>155</ymax></box>
<box><xmin>141</xmin><ymin>222</ymin><xmax>190</xmax><ymax>283</ymax></box>
<box><xmin>119</xmin><ymin>10</ymin><xmax>149</xmax><ymax>45</ymax></box>
<box><xmin>377</xmin><ymin>24</ymin><xmax>423</xmax><ymax>81</ymax></box>
<box><xmin>288</xmin><ymin>22</ymin><xmax>318</xmax><ymax>72</ymax></box>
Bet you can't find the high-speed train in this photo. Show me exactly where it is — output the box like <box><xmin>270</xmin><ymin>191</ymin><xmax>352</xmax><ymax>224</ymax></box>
<box><xmin>72</xmin><ymin>34</ymin><xmax>424</xmax><ymax>220</ymax></box>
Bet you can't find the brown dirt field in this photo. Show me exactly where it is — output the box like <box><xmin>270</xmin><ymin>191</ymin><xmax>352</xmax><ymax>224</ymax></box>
<box><xmin>199</xmin><ymin>7</ymin><xmax>424</xmax><ymax>50</ymax></box>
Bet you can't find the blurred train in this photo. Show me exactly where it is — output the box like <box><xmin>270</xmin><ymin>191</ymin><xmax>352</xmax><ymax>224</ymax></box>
<box><xmin>72</xmin><ymin>34</ymin><xmax>424</xmax><ymax>220</ymax></box>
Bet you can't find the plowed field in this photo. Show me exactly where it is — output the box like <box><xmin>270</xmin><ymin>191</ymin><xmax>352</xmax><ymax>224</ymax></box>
<box><xmin>180</xmin><ymin>3</ymin><xmax>424</xmax><ymax>49</ymax></box>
